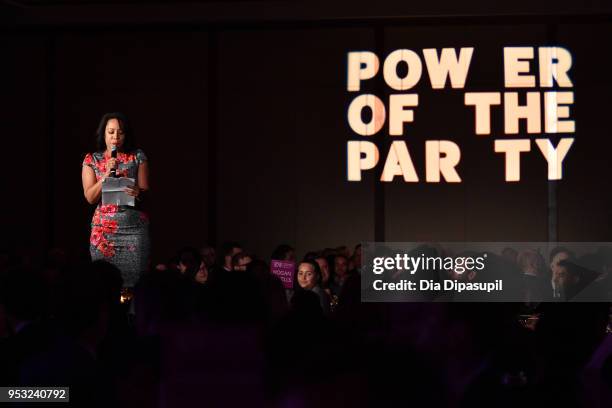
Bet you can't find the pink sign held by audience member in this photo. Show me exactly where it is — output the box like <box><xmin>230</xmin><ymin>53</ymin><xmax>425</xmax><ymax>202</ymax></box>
<box><xmin>271</xmin><ymin>260</ymin><xmax>295</xmax><ymax>289</ymax></box>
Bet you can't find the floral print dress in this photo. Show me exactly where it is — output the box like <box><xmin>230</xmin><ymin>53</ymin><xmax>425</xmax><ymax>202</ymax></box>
<box><xmin>82</xmin><ymin>149</ymin><xmax>150</xmax><ymax>287</ymax></box>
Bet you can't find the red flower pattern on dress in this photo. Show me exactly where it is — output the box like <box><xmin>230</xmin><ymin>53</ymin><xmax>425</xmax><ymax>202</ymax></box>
<box><xmin>90</xmin><ymin>226</ymin><xmax>116</xmax><ymax>258</ymax></box>
<box><xmin>90</xmin><ymin>227</ymin><xmax>104</xmax><ymax>247</ymax></box>
<box><xmin>92</xmin><ymin>204</ymin><xmax>120</xmax><ymax>259</ymax></box>
<box><xmin>83</xmin><ymin>154</ymin><xmax>94</xmax><ymax>166</ymax></box>
<box><xmin>104</xmin><ymin>242</ymin><xmax>116</xmax><ymax>258</ymax></box>
<box><xmin>116</xmin><ymin>169</ymin><xmax>129</xmax><ymax>178</ymax></box>
<box><xmin>97</xmin><ymin>240</ymin><xmax>116</xmax><ymax>258</ymax></box>
<box><xmin>99</xmin><ymin>204</ymin><xmax>118</xmax><ymax>215</ymax></box>
<box><xmin>117</xmin><ymin>152</ymin><xmax>135</xmax><ymax>164</ymax></box>
<box><xmin>101</xmin><ymin>218</ymin><xmax>118</xmax><ymax>234</ymax></box>
<box><xmin>94</xmin><ymin>160</ymin><xmax>107</xmax><ymax>175</ymax></box>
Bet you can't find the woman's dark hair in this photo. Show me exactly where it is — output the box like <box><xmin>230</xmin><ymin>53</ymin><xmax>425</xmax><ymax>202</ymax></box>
<box><xmin>95</xmin><ymin>112</ymin><xmax>134</xmax><ymax>152</ymax></box>
<box><xmin>293</xmin><ymin>259</ymin><xmax>322</xmax><ymax>289</ymax></box>
<box><xmin>302</xmin><ymin>251</ymin><xmax>320</xmax><ymax>262</ymax></box>
<box><xmin>271</xmin><ymin>244</ymin><xmax>294</xmax><ymax>261</ymax></box>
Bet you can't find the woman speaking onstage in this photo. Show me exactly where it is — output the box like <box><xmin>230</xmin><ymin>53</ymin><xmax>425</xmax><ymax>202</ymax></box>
<box><xmin>81</xmin><ymin>112</ymin><xmax>150</xmax><ymax>287</ymax></box>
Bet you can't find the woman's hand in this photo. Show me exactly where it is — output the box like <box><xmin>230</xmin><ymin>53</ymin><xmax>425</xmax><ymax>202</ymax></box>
<box><xmin>103</xmin><ymin>158</ymin><xmax>118</xmax><ymax>178</ymax></box>
<box><xmin>124</xmin><ymin>184</ymin><xmax>140</xmax><ymax>198</ymax></box>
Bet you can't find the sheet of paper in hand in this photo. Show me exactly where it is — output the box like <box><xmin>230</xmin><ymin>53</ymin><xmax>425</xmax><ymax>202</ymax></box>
<box><xmin>102</xmin><ymin>177</ymin><xmax>136</xmax><ymax>207</ymax></box>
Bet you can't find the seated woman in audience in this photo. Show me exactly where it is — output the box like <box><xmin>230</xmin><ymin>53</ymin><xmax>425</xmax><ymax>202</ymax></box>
<box><xmin>304</xmin><ymin>252</ymin><xmax>339</xmax><ymax>311</ymax></box>
<box><xmin>294</xmin><ymin>260</ymin><xmax>330</xmax><ymax>315</ymax></box>
<box><xmin>194</xmin><ymin>261</ymin><xmax>209</xmax><ymax>285</ymax></box>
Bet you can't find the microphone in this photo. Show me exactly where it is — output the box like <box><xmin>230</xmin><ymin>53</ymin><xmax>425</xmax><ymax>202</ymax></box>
<box><xmin>110</xmin><ymin>146</ymin><xmax>118</xmax><ymax>178</ymax></box>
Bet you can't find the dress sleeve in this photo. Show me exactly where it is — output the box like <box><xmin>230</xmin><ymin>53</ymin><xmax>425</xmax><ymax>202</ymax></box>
<box><xmin>82</xmin><ymin>153</ymin><xmax>95</xmax><ymax>169</ymax></box>
<box><xmin>135</xmin><ymin>149</ymin><xmax>148</xmax><ymax>165</ymax></box>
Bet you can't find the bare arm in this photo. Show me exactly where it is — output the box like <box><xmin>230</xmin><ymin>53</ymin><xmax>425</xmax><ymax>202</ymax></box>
<box><xmin>138</xmin><ymin>161</ymin><xmax>150</xmax><ymax>193</ymax></box>
<box><xmin>82</xmin><ymin>166</ymin><xmax>104</xmax><ymax>205</ymax></box>
<box><xmin>82</xmin><ymin>158</ymin><xmax>116</xmax><ymax>205</ymax></box>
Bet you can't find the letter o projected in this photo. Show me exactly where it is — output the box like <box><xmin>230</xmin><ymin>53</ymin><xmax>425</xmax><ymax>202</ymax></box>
<box><xmin>383</xmin><ymin>49</ymin><xmax>423</xmax><ymax>90</ymax></box>
<box><xmin>347</xmin><ymin>94</ymin><xmax>386</xmax><ymax>136</ymax></box>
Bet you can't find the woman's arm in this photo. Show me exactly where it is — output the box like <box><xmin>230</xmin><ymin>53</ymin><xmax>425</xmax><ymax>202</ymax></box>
<box><xmin>82</xmin><ymin>158</ymin><xmax>116</xmax><ymax>205</ymax></box>
<box><xmin>138</xmin><ymin>161</ymin><xmax>150</xmax><ymax>193</ymax></box>
<box><xmin>82</xmin><ymin>166</ymin><xmax>104</xmax><ymax>205</ymax></box>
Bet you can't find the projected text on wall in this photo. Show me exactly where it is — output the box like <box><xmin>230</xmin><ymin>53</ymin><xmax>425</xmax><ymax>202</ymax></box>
<box><xmin>346</xmin><ymin>47</ymin><xmax>575</xmax><ymax>182</ymax></box>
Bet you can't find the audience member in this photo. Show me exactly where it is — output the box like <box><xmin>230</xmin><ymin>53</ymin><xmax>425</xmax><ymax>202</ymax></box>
<box><xmin>271</xmin><ymin>244</ymin><xmax>295</xmax><ymax>262</ymax></box>
<box><xmin>295</xmin><ymin>260</ymin><xmax>331</xmax><ymax>315</ymax></box>
<box><xmin>200</xmin><ymin>244</ymin><xmax>217</xmax><ymax>268</ymax></box>
<box><xmin>220</xmin><ymin>241</ymin><xmax>242</xmax><ymax>272</ymax></box>
<box><xmin>517</xmin><ymin>249</ymin><xmax>549</xmax><ymax>304</ymax></box>
<box><xmin>232</xmin><ymin>251</ymin><xmax>253</xmax><ymax>271</ymax></box>
<box><xmin>177</xmin><ymin>247</ymin><xmax>202</xmax><ymax>278</ymax></box>
<box><xmin>549</xmin><ymin>246</ymin><xmax>575</xmax><ymax>299</ymax></box>
<box><xmin>501</xmin><ymin>247</ymin><xmax>518</xmax><ymax>265</ymax></box>
<box><xmin>333</xmin><ymin>254</ymin><xmax>350</xmax><ymax>290</ymax></box>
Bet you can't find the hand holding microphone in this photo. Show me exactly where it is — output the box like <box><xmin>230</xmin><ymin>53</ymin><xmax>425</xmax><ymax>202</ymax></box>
<box><xmin>103</xmin><ymin>146</ymin><xmax>118</xmax><ymax>180</ymax></box>
<box><xmin>109</xmin><ymin>145</ymin><xmax>118</xmax><ymax>178</ymax></box>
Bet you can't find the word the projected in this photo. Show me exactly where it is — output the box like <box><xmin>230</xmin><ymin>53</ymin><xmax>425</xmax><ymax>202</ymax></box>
<box><xmin>346</xmin><ymin>47</ymin><xmax>575</xmax><ymax>182</ymax></box>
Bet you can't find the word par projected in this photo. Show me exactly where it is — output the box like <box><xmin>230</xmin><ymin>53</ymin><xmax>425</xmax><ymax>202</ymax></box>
<box><xmin>346</xmin><ymin>47</ymin><xmax>575</xmax><ymax>183</ymax></box>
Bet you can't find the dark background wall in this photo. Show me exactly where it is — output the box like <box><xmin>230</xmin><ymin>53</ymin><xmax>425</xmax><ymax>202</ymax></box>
<box><xmin>2</xmin><ymin>2</ymin><xmax>612</xmax><ymax>263</ymax></box>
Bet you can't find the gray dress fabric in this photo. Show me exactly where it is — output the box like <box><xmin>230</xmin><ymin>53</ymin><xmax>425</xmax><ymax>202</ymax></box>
<box><xmin>82</xmin><ymin>149</ymin><xmax>150</xmax><ymax>287</ymax></box>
